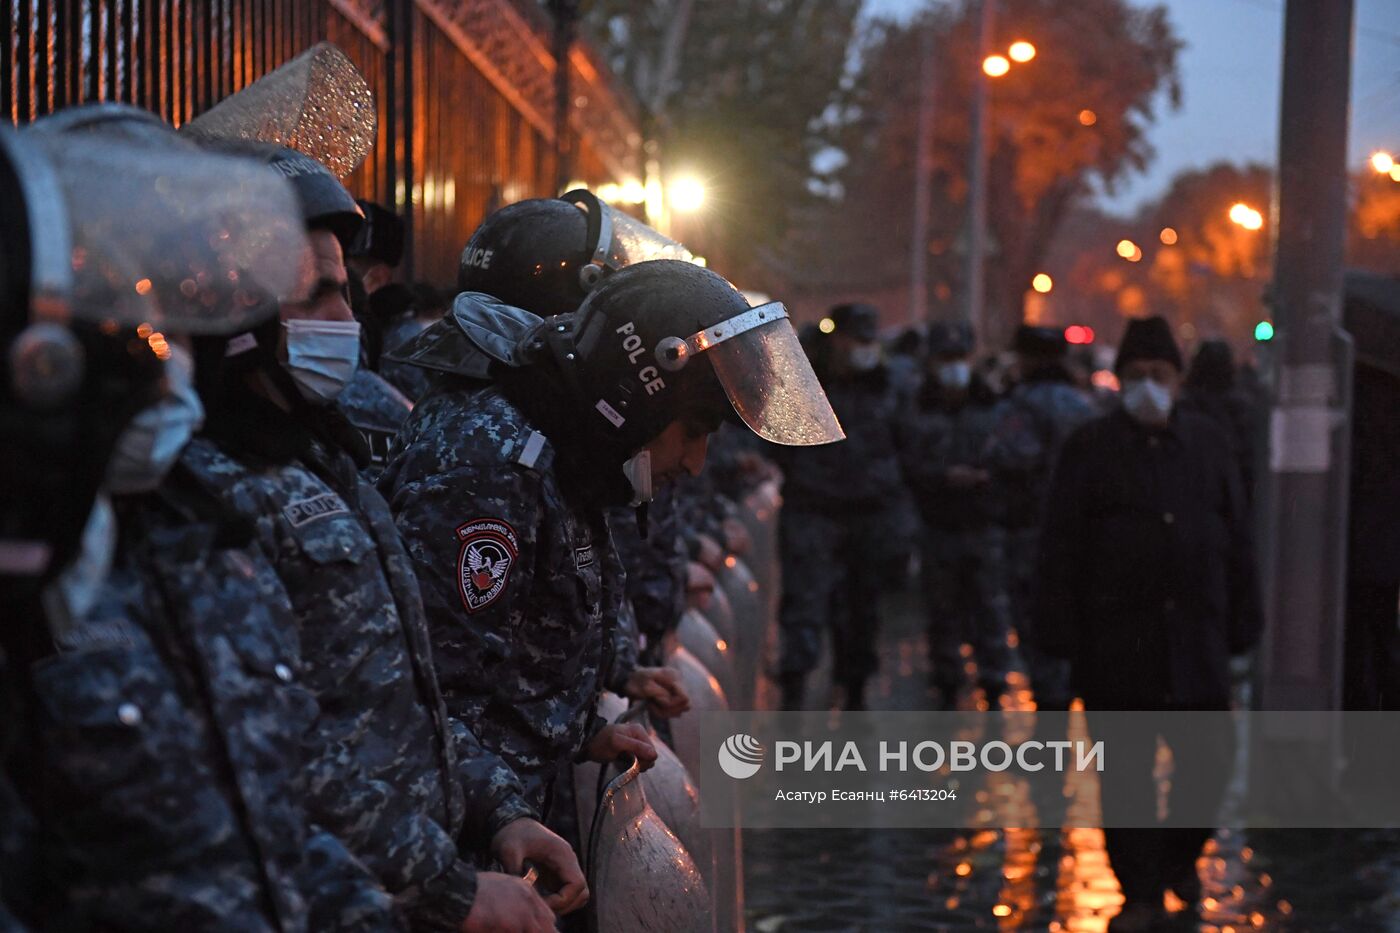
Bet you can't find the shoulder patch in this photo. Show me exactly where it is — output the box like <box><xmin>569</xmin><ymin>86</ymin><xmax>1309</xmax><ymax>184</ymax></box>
<box><xmin>456</xmin><ymin>518</ymin><xmax>520</xmax><ymax>613</ymax></box>
<box><xmin>283</xmin><ymin>492</ymin><xmax>350</xmax><ymax>528</ymax></box>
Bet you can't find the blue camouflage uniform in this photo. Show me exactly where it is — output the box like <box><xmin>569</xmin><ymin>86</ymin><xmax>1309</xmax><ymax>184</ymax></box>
<box><xmin>985</xmin><ymin>367</ymin><xmax>1097</xmax><ymax>709</ymax></box>
<box><xmin>18</xmin><ymin>462</ymin><xmax>391</xmax><ymax>931</ymax></box>
<box><xmin>608</xmin><ymin>492</ymin><xmax>688</xmax><ymax>666</ymax></box>
<box><xmin>771</xmin><ymin>363</ymin><xmax>916</xmax><ymax>692</ymax></box>
<box><xmin>380</xmin><ymin>381</ymin><xmax>632</xmax><ymax>815</ymax></box>
<box><xmin>189</xmin><ymin>392</ymin><xmax>531</xmax><ymax>931</ymax></box>
<box><xmin>337</xmin><ymin>369</ymin><xmax>413</xmax><ymax>482</ymax></box>
<box><xmin>901</xmin><ymin>376</ymin><xmax>1013</xmax><ymax>701</ymax></box>
<box><xmin>379</xmin><ymin>314</ymin><xmax>436</xmax><ymax>402</ymax></box>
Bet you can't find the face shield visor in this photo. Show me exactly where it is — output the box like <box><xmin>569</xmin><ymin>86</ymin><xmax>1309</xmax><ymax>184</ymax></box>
<box><xmin>561</xmin><ymin>189</ymin><xmax>693</xmax><ymax>275</ymax></box>
<box><xmin>25</xmin><ymin>132</ymin><xmax>311</xmax><ymax>336</ymax></box>
<box><xmin>684</xmin><ymin>302</ymin><xmax>844</xmax><ymax>446</ymax></box>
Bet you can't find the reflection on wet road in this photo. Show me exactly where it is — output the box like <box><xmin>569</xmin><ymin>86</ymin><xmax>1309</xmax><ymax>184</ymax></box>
<box><xmin>743</xmin><ymin>592</ymin><xmax>1400</xmax><ymax>931</ymax></box>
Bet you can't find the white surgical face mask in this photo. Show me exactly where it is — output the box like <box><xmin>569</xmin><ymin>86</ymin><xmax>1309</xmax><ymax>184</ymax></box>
<box><xmin>106</xmin><ymin>344</ymin><xmax>205</xmax><ymax>495</ymax></box>
<box><xmin>1121</xmin><ymin>378</ymin><xmax>1174</xmax><ymax>425</ymax></box>
<box><xmin>622</xmin><ymin>449</ymin><xmax>653</xmax><ymax>506</ymax></box>
<box><xmin>936</xmin><ymin>361</ymin><xmax>971</xmax><ymax>390</ymax></box>
<box><xmin>283</xmin><ymin>318</ymin><xmax>361</xmax><ymax>404</ymax></box>
<box><xmin>848</xmin><ymin>343</ymin><xmax>881</xmax><ymax>372</ymax></box>
<box><xmin>46</xmin><ymin>494</ymin><xmax>116</xmax><ymax>623</ymax></box>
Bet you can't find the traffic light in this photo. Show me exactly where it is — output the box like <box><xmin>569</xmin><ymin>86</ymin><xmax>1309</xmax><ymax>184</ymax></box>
<box><xmin>1254</xmin><ymin>320</ymin><xmax>1275</xmax><ymax>342</ymax></box>
<box><xmin>1064</xmin><ymin>325</ymin><xmax>1095</xmax><ymax>345</ymax></box>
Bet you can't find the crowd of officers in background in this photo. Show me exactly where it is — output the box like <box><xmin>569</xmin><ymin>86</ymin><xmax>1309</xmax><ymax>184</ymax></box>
<box><xmin>774</xmin><ymin>303</ymin><xmax>1264</xmax><ymax>715</ymax></box>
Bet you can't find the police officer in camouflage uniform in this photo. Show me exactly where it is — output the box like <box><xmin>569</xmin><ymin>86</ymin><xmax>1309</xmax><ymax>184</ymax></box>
<box><xmin>345</xmin><ymin>200</ymin><xmax>435</xmax><ymax>402</ymax></box>
<box><xmin>772</xmin><ymin>303</ymin><xmax>915</xmax><ymax>711</ymax></box>
<box><xmin>381</xmin><ymin>261</ymin><xmax>842</xmax><ymax>824</ymax></box>
<box><xmin>986</xmin><ymin>325</ymin><xmax>1097</xmax><ymax>710</ymax></box>
<box><xmin>902</xmin><ymin>322</ymin><xmax>1013</xmax><ymax>708</ymax></box>
<box><xmin>181</xmin><ymin>134</ymin><xmax>580</xmax><ymax>929</ymax></box>
<box><xmin>0</xmin><ymin>115</ymin><xmax>377</xmax><ymax>930</ymax></box>
<box><xmin>386</xmin><ymin>192</ymin><xmax>707</xmax><ymax>715</ymax></box>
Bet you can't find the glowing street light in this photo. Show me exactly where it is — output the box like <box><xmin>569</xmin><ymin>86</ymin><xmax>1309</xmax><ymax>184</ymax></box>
<box><xmin>669</xmin><ymin>176</ymin><xmax>706</xmax><ymax>213</ymax></box>
<box><xmin>1116</xmin><ymin>239</ymin><xmax>1142</xmax><ymax>262</ymax></box>
<box><xmin>1008</xmin><ymin>41</ymin><xmax>1036</xmax><ymax>63</ymax></box>
<box><xmin>1228</xmin><ymin>202</ymin><xmax>1264</xmax><ymax>230</ymax></box>
<box><xmin>1078</xmin><ymin>109</ymin><xmax>1097</xmax><ymax>126</ymax></box>
<box><xmin>818</xmin><ymin>317</ymin><xmax>836</xmax><ymax>334</ymax></box>
<box><xmin>619</xmin><ymin>179</ymin><xmax>646</xmax><ymax>204</ymax></box>
<box><xmin>1159</xmin><ymin>227</ymin><xmax>1178</xmax><ymax>245</ymax></box>
<box><xmin>982</xmin><ymin>54</ymin><xmax>1010</xmax><ymax>77</ymax></box>
<box><xmin>1371</xmin><ymin>151</ymin><xmax>1394</xmax><ymax>174</ymax></box>
<box><xmin>1031</xmin><ymin>273</ymin><xmax>1053</xmax><ymax>293</ymax></box>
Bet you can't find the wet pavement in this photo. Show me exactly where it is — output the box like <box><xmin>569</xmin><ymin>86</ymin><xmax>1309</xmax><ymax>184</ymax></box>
<box><xmin>742</xmin><ymin>589</ymin><xmax>1400</xmax><ymax>932</ymax></box>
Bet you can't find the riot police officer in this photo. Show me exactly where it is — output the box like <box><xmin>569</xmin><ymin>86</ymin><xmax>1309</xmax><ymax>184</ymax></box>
<box><xmin>380</xmin><ymin>260</ymin><xmax>843</xmax><ymax>821</ymax></box>
<box><xmin>0</xmin><ymin>114</ymin><xmax>368</xmax><ymax>930</ymax></box>
<box><xmin>185</xmin><ymin>47</ymin><xmax>582</xmax><ymax>931</ymax></box>
<box><xmin>385</xmin><ymin>190</ymin><xmax>706</xmax><ymax>711</ymax></box>
<box><xmin>346</xmin><ymin>200</ymin><xmax>436</xmax><ymax>401</ymax></box>
<box><xmin>901</xmin><ymin>322</ymin><xmax>1012</xmax><ymax>708</ymax></box>
<box><xmin>772</xmin><ymin>302</ymin><xmax>915</xmax><ymax>711</ymax></box>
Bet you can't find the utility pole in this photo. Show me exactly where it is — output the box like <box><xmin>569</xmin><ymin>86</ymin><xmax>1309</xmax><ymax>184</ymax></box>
<box><xmin>1252</xmin><ymin>0</ymin><xmax>1354</xmax><ymax>804</ymax></box>
<box><xmin>549</xmin><ymin>0</ymin><xmax>581</xmax><ymax>194</ymax></box>
<box><xmin>909</xmin><ymin>22</ymin><xmax>936</xmax><ymax>328</ymax></box>
<box><xmin>963</xmin><ymin>0</ymin><xmax>994</xmax><ymax>345</ymax></box>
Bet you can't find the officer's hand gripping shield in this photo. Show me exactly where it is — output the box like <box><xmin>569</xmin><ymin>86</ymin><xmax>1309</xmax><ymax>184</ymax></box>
<box><xmin>686</xmin><ymin>302</ymin><xmax>845</xmax><ymax>446</ymax></box>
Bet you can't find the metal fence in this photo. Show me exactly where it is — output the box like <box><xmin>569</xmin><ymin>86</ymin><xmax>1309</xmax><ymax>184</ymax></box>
<box><xmin>2</xmin><ymin>0</ymin><xmax>642</xmax><ymax>282</ymax></box>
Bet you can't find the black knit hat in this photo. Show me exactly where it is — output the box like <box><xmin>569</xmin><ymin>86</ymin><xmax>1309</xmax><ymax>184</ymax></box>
<box><xmin>1114</xmin><ymin>315</ymin><xmax>1183</xmax><ymax>372</ymax></box>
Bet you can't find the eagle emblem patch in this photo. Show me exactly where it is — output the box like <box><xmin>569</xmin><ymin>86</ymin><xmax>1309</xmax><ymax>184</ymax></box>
<box><xmin>455</xmin><ymin>518</ymin><xmax>519</xmax><ymax>613</ymax></box>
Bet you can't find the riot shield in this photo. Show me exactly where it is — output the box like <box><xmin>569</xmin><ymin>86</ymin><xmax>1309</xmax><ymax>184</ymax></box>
<box><xmin>183</xmin><ymin>42</ymin><xmax>376</xmax><ymax>179</ymax></box>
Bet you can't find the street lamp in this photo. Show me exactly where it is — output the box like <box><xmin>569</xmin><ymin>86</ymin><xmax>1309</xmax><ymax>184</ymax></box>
<box><xmin>1008</xmin><ymin>40</ymin><xmax>1036</xmax><ymax>63</ymax></box>
<box><xmin>669</xmin><ymin>176</ymin><xmax>706</xmax><ymax>213</ymax></box>
<box><xmin>1032</xmin><ymin>273</ymin><xmax>1053</xmax><ymax>293</ymax></box>
<box><xmin>982</xmin><ymin>54</ymin><xmax>1010</xmax><ymax>77</ymax></box>
<box><xmin>1370</xmin><ymin>151</ymin><xmax>1394</xmax><ymax>174</ymax></box>
<box><xmin>1116</xmin><ymin>239</ymin><xmax>1142</xmax><ymax>262</ymax></box>
<box><xmin>1228</xmin><ymin>202</ymin><xmax>1264</xmax><ymax>230</ymax></box>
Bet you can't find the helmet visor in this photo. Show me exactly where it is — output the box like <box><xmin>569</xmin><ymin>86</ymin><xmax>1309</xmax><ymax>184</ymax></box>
<box><xmin>30</xmin><ymin>133</ymin><xmax>310</xmax><ymax>335</ymax></box>
<box><xmin>600</xmin><ymin>204</ymin><xmax>693</xmax><ymax>269</ymax></box>
<box><xmin>692</xmin><ymin>302</ymin><xmax>844</xmax><ymax>446</ymax></box>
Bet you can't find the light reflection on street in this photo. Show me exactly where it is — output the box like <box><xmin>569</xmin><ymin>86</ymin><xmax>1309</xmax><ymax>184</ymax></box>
<box><xmin>744</xmin><ymin>592</ymin><xmax>1400</xmax><ymax>931</ymax></box>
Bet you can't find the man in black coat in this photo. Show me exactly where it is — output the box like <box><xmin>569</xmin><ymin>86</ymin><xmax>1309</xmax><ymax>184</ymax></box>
<box><xmin>1033</xmin><ymin>316</ymin><xmax>1262</xmax><ymax>931</ymax></box>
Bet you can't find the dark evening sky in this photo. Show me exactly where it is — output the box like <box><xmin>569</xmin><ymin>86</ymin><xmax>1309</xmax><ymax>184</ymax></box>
<box><xmin>863</xmin><ymin>0</ymin><xmax>1400</xmax><ymax>216</ymax></box>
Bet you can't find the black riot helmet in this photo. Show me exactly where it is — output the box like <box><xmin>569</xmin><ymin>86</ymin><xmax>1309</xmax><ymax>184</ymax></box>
<box><xmin>560</xmin><ymin>260</ymin><xmax>844</xmax><ymax>459</ymax></box>
<box><xmin>349</xmin><ymin>199</ymin><xmax>406</xmax><ymax>268</ymax></box>
<box><xmin>457</xmin><ymin>189</ymin><xmax>692</xmax><ymax>316</ymax></box>
<box><xmin>201</xmin><ymin>140</ymin><xmax>365</xmax><ymax>248</ymax></box>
